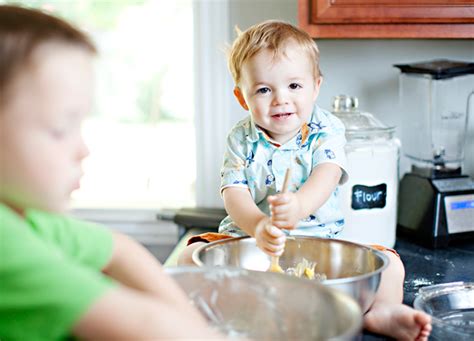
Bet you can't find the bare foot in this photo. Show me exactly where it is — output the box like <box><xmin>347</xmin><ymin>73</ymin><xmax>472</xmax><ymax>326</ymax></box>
<box><xmin>364</xmin><ymin>303</ymin><xmax>432</xmax><ymax>340</ymax></box>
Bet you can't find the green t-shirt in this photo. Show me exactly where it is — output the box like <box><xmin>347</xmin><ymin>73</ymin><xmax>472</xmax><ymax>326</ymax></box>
<box><xmin>0</xmin><ymin>204</ymin><xmax>116</xmax><ymax>340</ymax></box>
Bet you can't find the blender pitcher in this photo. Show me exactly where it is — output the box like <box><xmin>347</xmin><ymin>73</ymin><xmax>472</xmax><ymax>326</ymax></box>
<box><xmin>395</xmin><ymin>59</ymin><xmax>474</xmax><ymax>248</ymax></box>
<box><xmin>395</xmin><ymin>60</ymin><xmax>474</xmax><ymax>175</ymax></box>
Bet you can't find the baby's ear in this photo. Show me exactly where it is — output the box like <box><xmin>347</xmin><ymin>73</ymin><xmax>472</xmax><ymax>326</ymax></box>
<box><xmin>233</xmin><ymin>87</ymin><xmax>249</xmax><ymax>111</ymax></box>
<box><xmin>316</xmin><ymin>76</ymin><xmax>323</xmax><ymax>88</ymax></box>
<box><xmin>312</xmin><ymin>76</ymin><xmax>323</xmax><ymax>101</ymax></box>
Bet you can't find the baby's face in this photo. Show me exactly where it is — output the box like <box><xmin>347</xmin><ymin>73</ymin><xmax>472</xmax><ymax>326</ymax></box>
<box><xmin>235</xmin><ymin>40</ymin><xmax>321</xmax><ymax>144</ymax></box>
<box><xmin>0</xmin><ymin>42</ymin><xmax>93</xmax><ymax>213</ymax></box>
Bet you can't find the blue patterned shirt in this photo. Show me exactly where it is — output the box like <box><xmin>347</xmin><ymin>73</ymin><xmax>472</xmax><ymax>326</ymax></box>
<box><xmin>219</xmin><ymin>104</ymin><xmax>348</xmax><ymax>238</ymax></box>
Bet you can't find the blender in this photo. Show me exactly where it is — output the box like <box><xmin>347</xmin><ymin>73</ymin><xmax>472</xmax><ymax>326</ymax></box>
<box><xmin>395</xmin><ymin>59</ymin><xmax>474</xmax><ymax>248</ymax></box>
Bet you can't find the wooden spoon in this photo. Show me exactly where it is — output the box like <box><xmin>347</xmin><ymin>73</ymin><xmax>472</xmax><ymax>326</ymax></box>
<box><xmin>268</xmin><ymin>168</ymin><xmax>292</xmax><ymax>273</ymax></box>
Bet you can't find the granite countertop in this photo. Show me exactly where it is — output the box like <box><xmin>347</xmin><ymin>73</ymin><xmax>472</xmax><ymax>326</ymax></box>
<box><xmin>397</xmin><ymin>237</ymin><xmax>474</xmax><ymax>306</ymax></box>
<box><xmin>364</xmin><ymin>236</ymin><xmax>474</xmax><ymax>340</ymax></box>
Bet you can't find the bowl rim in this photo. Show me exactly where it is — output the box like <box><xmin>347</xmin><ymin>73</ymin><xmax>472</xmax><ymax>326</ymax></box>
<box><xmin>413</xmin><ymin>281</ymin><xmax>474</xmax><ymax>334</ymax></box>
<box><xmin>165</xmin><ymin>266</ymin><xmax>363</xmax><ymax>339</ymax></box>
<box><xmin>192</xmin><ymin>235</ymin><xmax>390</xmax><ymax>285</ymax></box>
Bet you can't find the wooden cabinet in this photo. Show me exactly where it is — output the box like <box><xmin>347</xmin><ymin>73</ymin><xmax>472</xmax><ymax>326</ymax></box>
<box><xmin>298</xmin><ymin>0</ymin><xmax>474</xmax><ymax>38</ymax></box>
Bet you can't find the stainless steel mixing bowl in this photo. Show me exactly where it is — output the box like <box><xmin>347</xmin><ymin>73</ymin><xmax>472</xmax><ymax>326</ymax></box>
<box><xmin>413</xmin><ymin>282</ymin><xmax>474</xmax><ymax>340</ymax></box>
<box><xmin>166</xmin><ymin>266</ymin><xmax>362</xmax><ymax>340</ymax></box>
<box><xmin>192</xmin><ymin>236</ymin><xmax>389</xmax><ymax>313</ymax></box>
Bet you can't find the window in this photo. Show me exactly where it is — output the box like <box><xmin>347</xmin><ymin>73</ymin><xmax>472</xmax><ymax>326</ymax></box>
<box><xmin>5</xmin><ymin>0</ymin><xmax>196</xmax><ymax>209</ymax></box>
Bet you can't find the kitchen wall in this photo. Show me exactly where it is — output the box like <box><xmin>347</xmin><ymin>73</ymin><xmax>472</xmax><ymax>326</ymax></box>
<box><xmin>318</xmin><ymin>40</ymin><xmax>474</xmax><ymax>175</ymax></box>
<box><xmin>75</xmin><ymin>1</ymin><xmax>473</xmax><ymax>262</ymax></box>
<box><xmin>226</xmin><ymin>0</ymin><xmax>474</xmax><ymax>178</ymax></box>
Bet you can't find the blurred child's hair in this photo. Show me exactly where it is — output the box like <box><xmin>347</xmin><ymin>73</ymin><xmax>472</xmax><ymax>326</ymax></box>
<box><xmin>228</xmin><ymin>20</ymin><xmax>321</xmax><ymax>86</ymax></box>
<box><xmin>0</xmin><ymin>5</ymin><xmax>96</xmax><ymax>101</ymax></box>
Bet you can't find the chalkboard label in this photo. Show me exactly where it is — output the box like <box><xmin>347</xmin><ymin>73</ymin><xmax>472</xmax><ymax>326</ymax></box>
<box><xmin>351</xmin><ymin>184</ymin><xmax>387</xmax><ymax>210</ymax></box>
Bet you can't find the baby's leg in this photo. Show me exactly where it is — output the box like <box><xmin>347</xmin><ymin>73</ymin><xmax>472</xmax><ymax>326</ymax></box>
<box><xmin>177</xmin><ymin>233</ymin><xmax>233</xmax><ymax>266</ymax></box>
<box><xmin>177</xmin><ymin>242</ymin><xmax>206</xmax><ymax>266</ymax></box>
<box><xmin>364</xmin><ymin>250</ymin><xmax>432</xmax><ymax>341</ymax></box>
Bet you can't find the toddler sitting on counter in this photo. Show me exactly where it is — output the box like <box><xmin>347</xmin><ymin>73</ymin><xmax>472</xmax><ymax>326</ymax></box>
<box><xmin>179</xmin><ymin>19</ymin><xmax>431</xmax><ymax>341</ymax></box>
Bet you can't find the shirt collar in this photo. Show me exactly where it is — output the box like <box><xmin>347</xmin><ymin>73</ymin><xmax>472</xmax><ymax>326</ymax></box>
<box><xmin>246</xmin><ymin>115</ymin><xmax>260</xmax><ymax>143</ymax></box>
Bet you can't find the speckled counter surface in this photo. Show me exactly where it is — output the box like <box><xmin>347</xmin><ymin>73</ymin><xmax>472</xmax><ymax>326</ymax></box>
<box><xmin>364</xmin><ymin>237</ymin><xmax>474</xmax><ymax>340</ymax></box>
<box><xmin>397</xmin><ymin>237</ymin><xmax>474</xmax><ymax>306</ymax></box>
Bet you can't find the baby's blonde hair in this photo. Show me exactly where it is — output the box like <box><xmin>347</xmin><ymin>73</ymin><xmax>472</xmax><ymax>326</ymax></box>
<box><xmin>228</xmin><ymin>20</ymin><xmax>321</xmax><ymax>86</ymax></box>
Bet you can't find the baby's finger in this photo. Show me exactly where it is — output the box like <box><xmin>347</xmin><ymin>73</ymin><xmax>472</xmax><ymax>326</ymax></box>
<box><xmin>274</xmin><ymin>193</ymin><xmax>290</xmax><ymax>203</ymax></box>
<box><xmin>272</xmin><ymin>220</ymin><xmax>291</xmax><ymax>229</ymax></box>
<box><xmin>271</xmin><ymin>204</ymin><xmax>290</xmax><ymax>216</ymax></box>
<box><xmin>262</xmin><ymin>242</ymin><xmax>285</xmax><ymax>254</ymax></box>
<box><xmin>265</xmin><ymin>224</ymin><xmax>285</xmax><ymax>238</ymax></box>
<box><xmin>265</xmin><ymin>234</ymin><xmax>286</xmax><ymax>247</ymax></box>
<box><xmin>256</xmin><ymin>235</ymin><xmax>281</xmax><ymax>251</ymax></box>
<box><xmin>265</xmin><ymin>241</ymin><xmax>285</xmax><ymax>252</ymax></box>
<box><xmin>271</xmin><ymin>212</ymin><xmax>290</xmax><ymax>224</ymax></box>
<box><xmin>272</xmin><ymin>216</ymin><xmax>297</xmax><ymax>229</ymax></box>
<box><xmin>270</xmin><ymin>211</ymin><xmax>290</xmax><ymax>225</ymax></box>
<box><xmin>267</xmin><ymin>194</ymin><xmax>288</xmax><ymax>206</ymax></box>
<box><xmin>281</xmin><ymin>223</ymin><xmax>297</xmax><ymax>230</ymax></box>
<box><xmin>262</xmin><ymin>246</ymin><xmax>284</xmax><ymax>257</ymax></box>
<box><xmin>267</xmin><ymin>195</ymin><xmax>276</xmax><ymax>203</ymax></box>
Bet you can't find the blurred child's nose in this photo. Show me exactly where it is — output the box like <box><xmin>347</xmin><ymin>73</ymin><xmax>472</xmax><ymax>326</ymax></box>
<box><xmin>77</xmin><ymin>137</ymin><xmax>90</xmax><ymax>161</ymax></box>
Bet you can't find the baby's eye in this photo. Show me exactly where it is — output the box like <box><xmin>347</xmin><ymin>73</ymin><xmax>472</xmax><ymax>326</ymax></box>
<box><xmin>289</xmin><ymin>83</ymin><xmax>302</xmax><ymax>90</ymax></box>
<box><xmin>48</xmin><ymin>127</ymin><xmax>67</xmax><ymax>140</ymax></box>
<box><xmin>256</xmin><ymin>87</ymin><xmax>270</xmax><ymax>95</ymax></box>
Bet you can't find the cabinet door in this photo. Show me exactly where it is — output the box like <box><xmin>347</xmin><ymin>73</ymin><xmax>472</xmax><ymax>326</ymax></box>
<box><xmin>299</xmin><ymin>0</ymin><xmax>474</xmax><ymax>38</ymax></box>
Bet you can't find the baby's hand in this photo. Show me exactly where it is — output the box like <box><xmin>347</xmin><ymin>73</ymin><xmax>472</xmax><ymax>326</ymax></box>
<box><xmin>254</xmin><ymin>216</ymin><xmax>286</xmax><ymax>257</ymax></box>
<box><xmin>267</xmin><ymin>192</ymin><xmax>302</xmax><ymax>230</ymax></box>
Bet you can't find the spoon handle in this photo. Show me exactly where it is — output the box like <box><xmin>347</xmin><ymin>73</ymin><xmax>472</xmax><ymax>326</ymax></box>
<box><xmin>268</xmin><ymin>168</ymin><xmax>292</xmax><ymax>273</ymax></box>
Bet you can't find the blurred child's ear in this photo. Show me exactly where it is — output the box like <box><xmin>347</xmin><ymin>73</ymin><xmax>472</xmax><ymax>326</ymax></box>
<box><xmin>233</xmin><ymin>87</ymin><xmax>249</xmax><ymax>111</ymax></box>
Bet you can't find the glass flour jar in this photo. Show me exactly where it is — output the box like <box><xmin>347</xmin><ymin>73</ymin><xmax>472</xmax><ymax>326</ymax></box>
<box><xmin>332</xmin><ymin>95</ymin><xmax>400</xmax><ymax>247</ymax></box>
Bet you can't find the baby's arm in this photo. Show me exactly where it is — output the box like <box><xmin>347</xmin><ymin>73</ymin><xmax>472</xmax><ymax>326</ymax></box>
<box><xmin>72</xmin><ymin>232</ymin><xmax>223</xmax><ymax>339</ymax></box>
<box><xmin>268</xmin><ymin>163</ymin><xmax>342</xmax><ymax>229</ymax></box>
<box><xmin>223</xmin><ymin>187</ymin><xmax>286</xmax><ymax>255</ymax></box>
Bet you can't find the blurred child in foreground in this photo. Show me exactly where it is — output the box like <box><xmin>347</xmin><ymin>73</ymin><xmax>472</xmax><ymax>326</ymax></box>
<box><xmin>0</xmin><ymin>5</ymin><xmax>223</xmax><ymax>340</ymax></box>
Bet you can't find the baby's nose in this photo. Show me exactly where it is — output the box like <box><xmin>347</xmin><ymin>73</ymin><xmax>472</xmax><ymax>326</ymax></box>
<box><xmin>272</xmin><ymin>89</ymin><xmax>289</xmax><ymax>105</ymax></box>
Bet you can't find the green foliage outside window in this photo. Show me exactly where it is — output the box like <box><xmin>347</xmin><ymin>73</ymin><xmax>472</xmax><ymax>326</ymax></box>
<box><xmin>2</xmin><ymin>0</ymin><xmax>147</xmax><ymax>30</ymax></box>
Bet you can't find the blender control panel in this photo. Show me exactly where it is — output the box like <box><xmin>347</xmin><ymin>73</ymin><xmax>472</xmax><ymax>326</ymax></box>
<box><xmin>444</xmin><ymin>194</ymin><xmax>474</xmax><ymax>234</ymax></box>
<box><xmin>432</xmin><ymin>178</ymin><xmax>474</xmax><ymax>193</ymax></box>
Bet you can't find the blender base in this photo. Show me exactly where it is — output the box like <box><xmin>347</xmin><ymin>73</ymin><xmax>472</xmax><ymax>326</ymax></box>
<box><xmin>397</xmin><ymin>173</ymin><xmax>474</xmax><ymax>248</ymax></box>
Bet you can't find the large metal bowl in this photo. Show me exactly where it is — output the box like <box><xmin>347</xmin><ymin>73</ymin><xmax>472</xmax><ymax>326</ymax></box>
<box><xmin>166</xmin><ymin>266</ymin><xmax>362</xmax><ymax>340</ymax></box>
<box><xmin>413</xmin><ymin>282</ymin><xmax>474</xmax><ymax>340</ymax></box>
<box><xmin>193</xmin><ymin>236</ymin><xmax>389</xmax><ymax>313</ymax></box>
